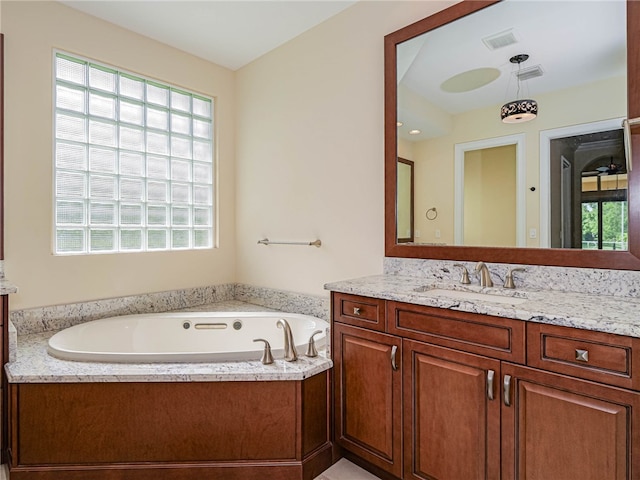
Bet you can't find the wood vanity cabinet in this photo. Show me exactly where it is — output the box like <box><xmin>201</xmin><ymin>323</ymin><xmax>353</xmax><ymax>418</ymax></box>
<box><xmin>505</xmin><ymin>322</ymin><xmax>640</xmax><ymax>479</ymax></box>
<box><xmin>331</xmin><ymin>292</ymin><xmax>640</xmax><ymax>480</ymax></box>
<box><xmin>389</xmin><ymin>300</ymin><xmax>523</xmax><ymax>480</ymax></box>
<box><xmin>332</xmin><ymin>322</ymin><xmax>403</xmax><ymax>478</ymax></box>
<box><xmin>402</xmin><ymin>338</ymin><xmax>501</xmax><ymax>480</ymax></box>
<box><xmin>501</xmin><ymin>363</ymin><xmax>640</xmax><ymax>480</ymax></box>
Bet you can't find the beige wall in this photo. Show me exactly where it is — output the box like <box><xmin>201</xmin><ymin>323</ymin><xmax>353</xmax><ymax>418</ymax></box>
<box><xmin>2</xmin><ymin>1</ymin><xmax>237</xmax><ymax>309</ymax></box>
<box><xmin>463</xmin><ymin>145</ymin><xmax>516</xmax><ymax>247</ymax></box>
<box><xmin>235</xmin><ymin>1</ymin><xmax>455</xmax><ymax>296</ymax></box>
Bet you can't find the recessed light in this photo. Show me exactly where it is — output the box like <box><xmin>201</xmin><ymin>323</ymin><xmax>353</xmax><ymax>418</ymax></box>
<box><xmin>409</xmin><ymin>129</ymin><xmax>421</xmax><ymax>135</ymax></box>
<box><xmin>397</xmin><ymin>121</ymin><xmax>403</xmax><ymax>127</ymax></box>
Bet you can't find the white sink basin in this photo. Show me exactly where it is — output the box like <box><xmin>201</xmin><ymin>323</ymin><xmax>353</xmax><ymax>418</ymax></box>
<box><xmin>416</xmin><ymin>288</ymin><xmax>528</xmax><ymax>305</ymax></box>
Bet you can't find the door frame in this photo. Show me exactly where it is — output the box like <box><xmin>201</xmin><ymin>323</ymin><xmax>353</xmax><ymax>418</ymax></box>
<box><xmin>454</xmin><ymin>134</ymin><xmax>526</xmax><ymax>246</ymax></box>
<box><xmin>539</xmin><ymin>117</ymin><xmax>625</xmax><ymax>247</ymax></box>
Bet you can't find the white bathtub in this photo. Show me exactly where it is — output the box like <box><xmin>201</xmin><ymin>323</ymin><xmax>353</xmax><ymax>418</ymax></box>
<box><xmin>47</xmin><ymin>311</ymin><xmax>330</xmax><ymax>363</ymax></box>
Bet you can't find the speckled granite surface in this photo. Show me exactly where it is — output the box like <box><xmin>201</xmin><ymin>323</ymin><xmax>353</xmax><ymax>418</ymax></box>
<box><xmin>235</xmin><ymin>283</ymin><xmax>330</xmax><ymax>321</ymax></box>
<box><xmin>10</xmin><ymin>283</ymin><xmax>237</xmax><ymax>336</ymax></box>
<box><xmin>325</xmin><ymin>274</ymin><xmax>640</xmax><ymax>338</ymax></box>
<box><xmin>384</xmin><ymin>258</ymin><xmax>640</xmax><ymax>298</ymax></box>
<box><xmin>6</xmin><ymin>301</ymin><xmax>332</xmax><ymax>384</ymax></box>
<box><xmin>0</xmin><ymin>279</ymin><xmax>17</xmax><ymax>296</ymax></box>
<box><xmin>10</xmin><ymin>283</ymin><xmax>329</xmax><ymax>336</ymax></box>
<box><xmin>0</xmin><ymin>260</ymin><xmax>18</xmax><ymax>295</ymax></box>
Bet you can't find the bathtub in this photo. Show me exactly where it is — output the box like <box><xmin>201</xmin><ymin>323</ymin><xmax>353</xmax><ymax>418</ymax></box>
<box><xmin>47</xmin><ymin>311</ymin><xmax>330</xmax><ymax>363</ymax></box>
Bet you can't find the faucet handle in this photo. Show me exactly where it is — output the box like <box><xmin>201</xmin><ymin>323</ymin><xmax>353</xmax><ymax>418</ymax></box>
<box><xmin>253</xmin><ymin>338</ymin><xmax>274</xmax><ymax>364</ymax></box>
<box><xmin>453</xmin><ymin>263</ymin><xmax>471</xmax><ymax>284</ymax></box>
<box><xmin>504</xmin><ymin>268</ymin><xmax>526</xmax><ymax>289</ymax></box>
<box><xmin>305</xmin><ymin>330</ymin><xmax>323</xmax><ymax>357</ymax></box>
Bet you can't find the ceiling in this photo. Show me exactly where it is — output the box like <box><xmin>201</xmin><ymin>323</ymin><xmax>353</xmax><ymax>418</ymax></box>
<box><xmin>397</xmin><ymin>0</ymin><xmax>627</xmax><ymax>140</ymax></box>
<box><xmin>59</xmin><ymin>0</ymin><xmax>358</xmax><ymax>71</ymax></box>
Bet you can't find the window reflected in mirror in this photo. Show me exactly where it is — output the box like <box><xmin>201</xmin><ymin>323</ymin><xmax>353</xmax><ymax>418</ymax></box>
<box><xmin>550</xmin><ymin>128</ymin><xmax>627</xmax><ymax>250</ymax></box>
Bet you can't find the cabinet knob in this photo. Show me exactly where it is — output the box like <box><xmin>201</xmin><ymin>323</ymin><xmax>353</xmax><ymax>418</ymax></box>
<box><xmin>575</xmin><ymin>349</ymin><xmax>589</xmax><ymax>363</ymax></box>
<box><xmin>353</xmin><ymin>307</ymin><xmax>361</xmax><ymax>316</ymax></box>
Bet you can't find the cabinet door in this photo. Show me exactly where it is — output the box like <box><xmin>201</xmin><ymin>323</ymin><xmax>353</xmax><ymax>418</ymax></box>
<box><xmin>333</xmin><ymin>323</ymin><xmax>402</xmax><ymax>477</ymax></box>
<box><xmin>403</xmin><ymin>339</ymin><xmax>501</xmax><ymax>480</ymax></box>
<box><xmin>502</xmin><ymin>363</ymin><xmax>640</xmax><ymax>480</ymax></box>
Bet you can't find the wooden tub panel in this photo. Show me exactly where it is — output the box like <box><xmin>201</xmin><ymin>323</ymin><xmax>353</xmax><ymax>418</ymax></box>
<box><xmin>15</xmin><ymin>381</ymin><xmax>299</xmax><ymax>465</ymax></box>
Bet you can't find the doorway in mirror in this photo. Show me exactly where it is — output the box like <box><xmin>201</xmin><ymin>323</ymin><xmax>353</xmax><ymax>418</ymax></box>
<box><xmin>541</xmin><ymin>118</ymin><xmax>627</xmax><ymax>250</ymax></box>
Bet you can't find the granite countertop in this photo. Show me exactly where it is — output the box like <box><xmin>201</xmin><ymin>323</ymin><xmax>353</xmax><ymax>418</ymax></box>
<box><xmin>325</xmin><ymin>275</ymin><xmax>640</xmax><ymax>338</ymax></box>
<box><xmin>0</xmin><ymin>278</ymin><xmax>18</xmax><ymax>296</ymax></box>
<box><xmin>6</xmin><ymin>301</ymin><xmax>332</xmax><ymax>384</ymax></box>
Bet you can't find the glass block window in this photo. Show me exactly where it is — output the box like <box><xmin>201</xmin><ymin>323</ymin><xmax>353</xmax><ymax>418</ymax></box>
<box><xmin>54</xmin><ymin>52</ymin><xmax>214</xmax><ymax>254</ymax></box>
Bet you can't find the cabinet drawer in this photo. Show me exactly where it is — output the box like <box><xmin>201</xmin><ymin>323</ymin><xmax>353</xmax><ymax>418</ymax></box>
<box><xmin>387</xmin><ymin>301</ymin><xmax>525</xmax><ymax>363</ymax></box>
<box><xmin>332</xmin><ymin>293</ymin><xmax>386</xmax><ymax>332</ymax></box>
<box><xmin>527</xmin><ymin>323</ymin><xmax>640</xmax><ymax>390</ymax></box>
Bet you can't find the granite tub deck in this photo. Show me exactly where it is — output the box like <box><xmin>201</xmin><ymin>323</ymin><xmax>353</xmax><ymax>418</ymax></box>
<box><xmin>5</xmin><ymin>300</ymin><xmax>332</xmax><ymax>383</ymax></box>
<box><xmin>325</xmin><ymin>274</ymin><xmax>640</xmax><ymax>338</ymax></box>
<box><xmin>0</xmin><ymin>277</ymin><xmax>18</xmax><ymax>296</ymax></box>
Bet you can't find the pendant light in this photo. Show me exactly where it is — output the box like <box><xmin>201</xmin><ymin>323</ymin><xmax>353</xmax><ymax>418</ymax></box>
<box><xmin>500</xmin><ymin>54</ymin><xmax>538</xmax><ymax>124</ymax></box>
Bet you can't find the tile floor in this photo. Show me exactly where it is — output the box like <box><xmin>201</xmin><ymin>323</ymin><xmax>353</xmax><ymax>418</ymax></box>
<box><xmin>315</xmin><ymin>458</ymin><xmax>381</xmax><ymax>480</ymax></box>
<box><xmin>0</xmin><ymin>458</ymin><xmax>377</xmax><ymax>479</ymax></box>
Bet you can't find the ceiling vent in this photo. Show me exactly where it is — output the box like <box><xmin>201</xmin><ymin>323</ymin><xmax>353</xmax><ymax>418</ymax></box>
<box><xmin>482</xmin><ymin>29</ymin><xmax>518</xmax><ymax>50</ymax></box>
<box><xmin>515</xmin><ymin>65</ymin><xmax>544</xmax><ymax>81</ymax></box>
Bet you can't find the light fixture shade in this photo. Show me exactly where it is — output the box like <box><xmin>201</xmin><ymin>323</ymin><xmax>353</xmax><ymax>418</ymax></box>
<box><xmin>500</xmin><ymin>99</ymin><xmax>538</xmax><ymax>123</ymax></box>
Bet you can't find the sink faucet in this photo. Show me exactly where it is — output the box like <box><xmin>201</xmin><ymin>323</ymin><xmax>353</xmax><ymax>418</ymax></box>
<box><xmin>276</xmin><ymin>318</ymin><xmax>298</xmax><ymax>361</ymax></box>
<box><xmin>474</xmin><ymin>261</ymin><xmax>494</xmax><ymax>287</ymax></box>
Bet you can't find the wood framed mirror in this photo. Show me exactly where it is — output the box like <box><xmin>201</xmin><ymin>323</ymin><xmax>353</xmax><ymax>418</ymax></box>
<box><xmin>385</xmin><ymin>0</ymin><xmax>640</xmax><ymax>270</ymax></box>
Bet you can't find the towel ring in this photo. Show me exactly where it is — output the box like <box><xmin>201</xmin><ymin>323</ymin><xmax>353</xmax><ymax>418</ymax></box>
<box><xmin>426</xmin><ymin>207</ymin><xmax>438</xmax><ymax>221</ymax></box>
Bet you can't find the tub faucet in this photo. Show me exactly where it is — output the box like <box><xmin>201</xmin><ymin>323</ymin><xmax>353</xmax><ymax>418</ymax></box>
<box><xmin>475</xmin><ymin>261</ymin><xmax>494</xmax><ymax>287</ymax></box>
<box><xmin>276</xmin><ymin>319</ymin><xmax>298</xmax><ymax>362</ymax></box>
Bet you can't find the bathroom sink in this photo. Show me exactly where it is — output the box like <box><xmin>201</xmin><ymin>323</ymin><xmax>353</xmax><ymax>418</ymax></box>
<box><xmin>414</xmin><ymin>287</ymin><xmax>528</xmax><ymax>305</ymax></box>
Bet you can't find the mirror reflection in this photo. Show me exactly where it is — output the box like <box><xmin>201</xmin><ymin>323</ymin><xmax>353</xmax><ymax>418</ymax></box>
<box><xmin>397</xmin><ymin>158</ymin><xmax>415</xmax><ymax>243</ymax></box>
<box><xmin>396</xmin><ymin>0</ymin><xmax>628</xmax><ymax>250</ymax></box>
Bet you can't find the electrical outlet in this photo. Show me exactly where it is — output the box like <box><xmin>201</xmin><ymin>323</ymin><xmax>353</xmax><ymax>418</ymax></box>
<box><xmin>435</xmin><ymin>229</ymin><xmax>441</xmax><ymax>238</ymax></box>
<box><xmin>529</xmin><ymin>228</ymin><xmax>537</xmax><ymax>239</ymax></box>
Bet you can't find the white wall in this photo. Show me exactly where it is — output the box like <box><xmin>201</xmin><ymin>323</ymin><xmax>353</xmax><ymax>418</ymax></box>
<box><xmin>235</xmin><ymin>1</ymin><xmax>456</xmax><ymax>297</ymax></box>
<box><xmin>2</xmin><ymin>1</ymin><xmax>237</xmax><ymax>309</ymax></box>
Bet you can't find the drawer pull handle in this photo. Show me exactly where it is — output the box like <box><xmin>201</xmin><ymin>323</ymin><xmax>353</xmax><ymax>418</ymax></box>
<box><xmin>487</xmin><ymin>370</ymin><xmax>495</xmax><ymax>401</ymax></box>
<box><xmin>353</xmin><ymin>307</ymin><xmax>361</xmax><ymax>316</ymax></box>
<box><xmin>391</xmin><ymin>345</ymin><xmax>398</xmax><ymax>371</ymax></box>
<box><xmin>503</xmin><ymin>375</ymin><xmax>512</xmax><ymax>407</ymax></box>
<box><xmin>575</xmin><ymin>349</ymin><xmax>589</xmax><ymax>363</ymax></box>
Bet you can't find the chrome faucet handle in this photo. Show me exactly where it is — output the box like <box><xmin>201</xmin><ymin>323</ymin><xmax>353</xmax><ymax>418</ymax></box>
<box><xmin>453</xmin><ymin>263</ymin><xmax>471</xmax><ymax>284</ymax></box>
<box><xmin>253</xmin><ymin>338</ymin><xmax>274</xmax><ymax>365</ymax></box>
<box><xmin>504</xmin><ymin>267</ymin><xmax>526</xmax><ymax>289</ymax></box>
<box><xmin>305</xmin><ymin>330</ymin><xmax>323</xmax><ymax>357</ymax></box>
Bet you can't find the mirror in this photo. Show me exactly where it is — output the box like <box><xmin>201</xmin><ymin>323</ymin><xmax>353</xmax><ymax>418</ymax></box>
<box><xmin>385</xmin><ymin>0</ymin><xmax>640</xmax><ymax>270</ymax></box>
